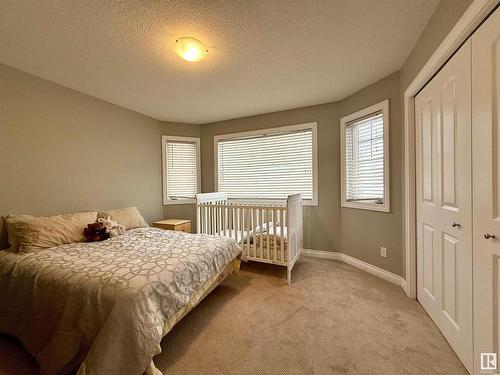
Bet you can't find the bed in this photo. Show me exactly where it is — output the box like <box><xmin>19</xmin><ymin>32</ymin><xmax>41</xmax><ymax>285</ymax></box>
<box><xmin>0</xmin><ymin>227</ymin><xmax>242</xmax><ymax>375</ymax></box>
<box><xmin>196</xmin><ymin>192</ymin><xmax>303</xmax><ymax>283</ymax></box>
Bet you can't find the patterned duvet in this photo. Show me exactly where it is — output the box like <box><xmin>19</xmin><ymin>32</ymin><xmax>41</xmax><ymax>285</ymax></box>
<box><xmin>0</xmin><ymin>227</ymin><xmax>241</xmax><ymax>375</ymax></box>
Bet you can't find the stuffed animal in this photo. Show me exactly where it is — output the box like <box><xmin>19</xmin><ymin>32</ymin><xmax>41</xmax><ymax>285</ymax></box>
<box><xmin>84</xmin><ymin>222</ymin><xmax>110</xmax><ymax>242</ymax></box>
<box><xmin>97</xmin><ymin>217</ymin><xmax>125</xmax><ymax>237</ymax></box>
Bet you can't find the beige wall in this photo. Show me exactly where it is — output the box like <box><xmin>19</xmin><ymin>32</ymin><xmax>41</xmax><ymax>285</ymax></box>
<box><xmin>336</xmin><ymin>0</ymin><xmax>471</xmax><ymax>275</ymax></box>
<box><xmin>398</xmin><ymin>0</ymin><xmax>472</xmax><ymax>275</ymax></box>
<box><xmin>400</xmin><ymin>0</ymin><xmax>472</xmax><ymax>91</ymax></box>
<box><xmin>0</xmin><ymin>64</ymin><xmax>167</xmax><ymax>248</ymax></box>
<box><xmin>0</xmin><ymin>0</ymin><xmax>472</xmax><ymax>274</ymax></box>
<box><xmin>161</xmin><ymin>122</ymin><xmax>201</xmax><ymax>227</ymax></box>
<box><xmin>200</xmin><ymin>102</ymin><xmax>342</xmax><ymax>253</ymax></box>
<box><xmin>195</xmin><ymin>0</ymin><xmax>472</xmax><ymax>277</ymax></box>
<box><xmin>339</xmin><ymin>72</ymin><xmax>402</xmax><ymax>274</ymax></box>
<box><xmin>198</xmin><ymin>72</ymin><xmax>402</xmax><ymax>275</ymax></box>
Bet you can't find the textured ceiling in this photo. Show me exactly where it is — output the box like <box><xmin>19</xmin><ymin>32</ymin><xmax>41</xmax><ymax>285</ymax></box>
<box><xmin>0</xmin><ymin>0</ymin><xmax>438</xmax><ymax>124</ymax></box>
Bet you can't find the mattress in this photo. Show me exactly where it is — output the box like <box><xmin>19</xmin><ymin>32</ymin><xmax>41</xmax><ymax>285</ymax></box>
<box><xmin>224</xmin><ymin>225</ymin><xmax>288</xmax><ymax>262</ymax></box>
<box><xmin>244</xmin><ymin>234</ymin><xmax>288</xmax><ymax>262</ymax></box>
<box><xmin>0</xmin><ymin>227</ymin><xmax>242</xmax><ymax>375</ymax></box>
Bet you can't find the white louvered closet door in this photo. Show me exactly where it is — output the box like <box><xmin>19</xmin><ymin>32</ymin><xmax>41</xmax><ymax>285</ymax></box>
<box><xmin>415</xmin><ymin>38</ymin><xmax>473</xmax><ymax>372</ymax></box>
<box><xmin>472</xmin><ymin>9</ymin><xmax>500</xmax><ymax>375</ymax></box>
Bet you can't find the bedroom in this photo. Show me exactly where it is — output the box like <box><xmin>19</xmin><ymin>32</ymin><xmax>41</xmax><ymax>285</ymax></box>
<box><xmin>0</xmin><ymin>0</ymin><xmax>498</xmax><ymax>374</ymax></box>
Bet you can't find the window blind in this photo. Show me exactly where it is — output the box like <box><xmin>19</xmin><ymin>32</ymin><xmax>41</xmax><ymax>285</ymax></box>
<box><xmin>217</xmin><ymin>129</ymin><xmax>313</xmax><ymax>200</ymax></box>
<box><xmin>345</xmin><ymin>112</ymin><xmax>384</xmax><ymax>202</ymax></box>
<box><xmin>166</xmin><ymin>141</ymin><xmax>198</xmax><ymax>200</ymax></box>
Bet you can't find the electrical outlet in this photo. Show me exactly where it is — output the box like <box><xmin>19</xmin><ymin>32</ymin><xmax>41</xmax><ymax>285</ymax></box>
<box><xmin>380</xmin><ymin>247</ymin><xmax>387</xmax><ymax>258</ymax></box>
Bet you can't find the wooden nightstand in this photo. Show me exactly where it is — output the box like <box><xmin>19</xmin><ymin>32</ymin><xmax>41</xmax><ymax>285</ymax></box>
<box><xmin>153</xmin><ymin>219</ymin><xmax>192</xmax><ymax>233</ymax></box>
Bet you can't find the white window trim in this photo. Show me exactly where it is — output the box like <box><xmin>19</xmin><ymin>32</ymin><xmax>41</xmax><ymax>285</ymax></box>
<box><xmin>213</xmin><ymin>122</ymin><xmax>318</xmax><ymax>206</ymax></box>
<box><xmin>340</xmin><ymin>99</ymin><xmax>390</xmax><ymax>213</ymax></box>
<box><xmin>161</xmin><ymin>135</ymin><xmax>201</xmax><ymax>205</ymax></box>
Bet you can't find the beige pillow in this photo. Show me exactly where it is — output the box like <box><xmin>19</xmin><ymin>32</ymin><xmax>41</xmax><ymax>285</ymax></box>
<box><xmin>4</xmin><ymin>214</ymin><xmax>35</xmax><ymax>251</ymax></box>
<box><xmin>6</xmin><ymin>211</ymin><xmax>98</xmax><ymax>253</ymax></box>
<box><xmin>98</xmin><ymin>207</ymin><xmax>148</xmax><ymax>230</ymax></box>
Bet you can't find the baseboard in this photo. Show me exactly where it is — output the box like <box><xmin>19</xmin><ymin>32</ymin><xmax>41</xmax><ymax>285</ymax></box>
<box><xmin>302</xmin><ymin>249</ymin><xmax>343</xmax><ymax>261</ymax></box>
<box><xmin>400</xmin><ymin>278</ymin><xmax>408</xmax><ymax>295</ymax></box>
<box><xmin>302</xmin><ymin>249</ymin><xmax>406</xmax><ymax>290</ymax></box>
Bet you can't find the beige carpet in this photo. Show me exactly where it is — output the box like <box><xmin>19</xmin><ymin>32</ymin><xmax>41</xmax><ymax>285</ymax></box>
<box><xmin>0</xmin><ymin>258</ymin><xmax>467</xmax><ymax>375</ymax></box>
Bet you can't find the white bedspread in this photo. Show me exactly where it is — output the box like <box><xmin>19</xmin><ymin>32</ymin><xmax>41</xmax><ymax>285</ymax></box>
<box><xmin>0</xmin><ymin>228</ymin><xmax>241</xmax><ymax>375</ymax></box>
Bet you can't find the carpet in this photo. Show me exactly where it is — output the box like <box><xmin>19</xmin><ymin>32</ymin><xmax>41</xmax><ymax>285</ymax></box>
<box><xmin>0</xmin><ymin>257</ymin><xmax>467</xmax><ymax>375</ymax></box>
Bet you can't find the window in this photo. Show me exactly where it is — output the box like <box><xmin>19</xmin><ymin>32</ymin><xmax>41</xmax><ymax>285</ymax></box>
<box><xmin>340</xmin><ymin>100</ymin><xmax>389</xmax><ymax>212</ymax></box>
<box><xmin>215</xmin><ymin>123</ymin><xmax>317</xmax><ymax>205</ymax></box>
<box><xmin>162</xmin><ymin>135</ymin><xmax>200</xmax><ymax>205</ymax></box>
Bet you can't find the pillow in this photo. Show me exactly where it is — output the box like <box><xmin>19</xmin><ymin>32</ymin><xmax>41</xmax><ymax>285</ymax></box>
<box><xmin>97</xmin><ymin>207</ymin><xmax>148</xmax><ymax>230</ymax></box>
<box><xmin>3</xmin><ymin>214</ymin><xmax>35</xmax><ymax>251</ymax></box>
<box><xmin>6</xmin><ymin>211</ymin><xmax>98</xmax><ymax>253</ymax></box>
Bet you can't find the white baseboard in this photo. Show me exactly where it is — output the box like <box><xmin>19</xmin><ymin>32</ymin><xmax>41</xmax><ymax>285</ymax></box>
<box><xmin>400</xmin><ymin>278</ymin><xmax>408</xmax><ymax>295</ymax></box>
<box><xmin>302</xmin><ymin>249</ymin><xmax>406</xmax><ymax>290</ymax></box>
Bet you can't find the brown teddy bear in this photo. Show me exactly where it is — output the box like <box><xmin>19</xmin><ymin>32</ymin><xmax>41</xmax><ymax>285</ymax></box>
<box><xmin>84</xmin><ymin>222</ymin><xmax>110</xmax><ymax>242</ymax></box>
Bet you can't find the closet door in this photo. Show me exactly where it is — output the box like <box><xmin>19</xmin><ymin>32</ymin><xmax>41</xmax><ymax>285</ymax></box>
<box><xmin>415</xmin><ymin>39</ymin><xmax>473</xmax><ymax>372</ymax></box>
<box><xmin>472</xmin><ymin>9</ymin><xmax>500</xmax><ymax>375</ymax></box>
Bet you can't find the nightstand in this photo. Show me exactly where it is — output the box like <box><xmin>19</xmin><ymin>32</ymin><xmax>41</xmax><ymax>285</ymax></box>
<box><xmin>153</xmin><ymin>219</ymin><xmax>192</xmax><ymax>233</ymax></box>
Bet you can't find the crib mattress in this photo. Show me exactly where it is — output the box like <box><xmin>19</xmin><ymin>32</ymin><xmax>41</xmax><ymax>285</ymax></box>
<box><xmin>242</xmin><ymin>236</ymin><xmax>288</xmax><ymax>263</ymax></box>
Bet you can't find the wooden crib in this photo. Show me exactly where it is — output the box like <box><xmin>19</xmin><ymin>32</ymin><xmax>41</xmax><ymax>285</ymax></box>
<box><xmin>196</xmin><ymin>192</ymin><xmax>303</xmax><ymax>284</ymax></box>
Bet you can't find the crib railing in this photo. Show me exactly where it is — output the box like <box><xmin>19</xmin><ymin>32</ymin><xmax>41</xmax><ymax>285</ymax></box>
<box><xmin>286</xmin><ymin>193</ymin><xmax>303</xmax><ymax>267</ymax></box>
<box><xmin>196</xmin><ymin>193</ymin><xmax>303</xmax><ymax>283</ymax></box>
<box><xmin>199</xmin><ymin>201</ymin><xmax>287</xmax><ymax>262</ymax></box>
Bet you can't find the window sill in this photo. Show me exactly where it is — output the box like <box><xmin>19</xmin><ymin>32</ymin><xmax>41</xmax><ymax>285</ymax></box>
<box><xmin>226</xmin><ymin>198</ymin><xmax>318</xmax><ymax>207</ymax></box>
<box><xmin>303</xmin><ymin>200</ymin><xmax>318</xmax><ymax>207</ymax></box>
<box><xmin>342</xmin><ymin>201</ymin><xmax>390</xmax><ymax>212</ymax></box>
<box><xmin>163</xmin><ymin>199</ymin><xmax>196</xmax><ymax>206</ymax></box>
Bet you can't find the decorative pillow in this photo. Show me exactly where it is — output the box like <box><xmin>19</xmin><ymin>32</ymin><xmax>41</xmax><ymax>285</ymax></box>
<box><xmin>3</xmin><ymin>214</ymin><xmax>34</xmax><ymax>251</ymax></box>
<box><xmin>6</xmin><ymin>211</ymin><xmax>98</xmax><ymax>253</ymax></box>
<box><xmin>97</xmin><ymin>207</ymin><xmax>148</xmax><ymax>230</ymax></box>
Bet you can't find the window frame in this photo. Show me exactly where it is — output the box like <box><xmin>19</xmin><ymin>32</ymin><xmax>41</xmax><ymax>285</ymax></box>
<box><xmin>340</xmin><ymin>100</ymin><xmax>390</xmax><ymax>212</ymax></box>
<box><xmin>214</xmin><ymin>122</ymin><xmax>318</xmax><ymax>206</ymax></box>
<box><xmin>162</xmin><ymin>135</ymin><xmax>201</xmax><ymax>205</ymax></box>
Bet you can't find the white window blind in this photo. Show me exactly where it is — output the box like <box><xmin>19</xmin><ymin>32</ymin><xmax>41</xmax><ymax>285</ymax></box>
<box><xmin>345</xmin><ymin>112</ymin><xmax>384</xmax><ymax>202</ymax></box>
<box><xmin>166</xmin><ymin>140</ymin><xmax>198</xmax><ymax>200</ymax></box>
<box><xmin>217</xmin><ymin>128</ymin><xmax>313</xmax><ymax>200</ymax></box>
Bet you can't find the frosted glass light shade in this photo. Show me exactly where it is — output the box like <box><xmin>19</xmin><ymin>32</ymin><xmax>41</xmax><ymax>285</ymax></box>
<box><xmin>175</xmin><ymin>37</ymin><xmax>208</xmax><ymax>62</ymax></box>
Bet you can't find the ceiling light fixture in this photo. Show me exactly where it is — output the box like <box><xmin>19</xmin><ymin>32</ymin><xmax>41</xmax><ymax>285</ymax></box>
<box><xmin>175</xmin><ymin>37</ymin><xmax>208</xmax><ymax>62</ymax></box>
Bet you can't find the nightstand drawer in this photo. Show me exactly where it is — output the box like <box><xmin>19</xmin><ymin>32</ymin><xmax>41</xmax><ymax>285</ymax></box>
<box><xmin>174</xmin><ymin>222</ymin><xmax>191</xmax><ymax>232</ymax></box>
<box><xmin>153</xmin><ymin>219</ymin><xmax>191</xmax><ymax>233</ymax></box>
